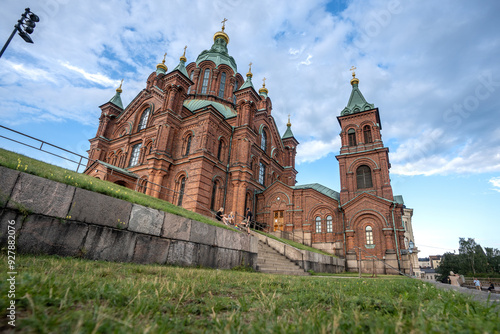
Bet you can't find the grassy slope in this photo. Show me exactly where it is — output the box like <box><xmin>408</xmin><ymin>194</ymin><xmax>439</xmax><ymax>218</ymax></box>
<box><xmin>0</xmin><ymin>254</ymin><xmax>498</xmax><ymax>333</ymax></box>
<box><xmin>0</xmin><ymin>148</ymin><xmax>333</xmax><ymax>256</ymax></box>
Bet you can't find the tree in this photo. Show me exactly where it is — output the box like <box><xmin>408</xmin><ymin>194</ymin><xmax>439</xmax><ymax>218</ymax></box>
<box><xmin>436</xmin><ymin>252</ymin><xmax>462</xmax><ymax>281</ymax></box>
<box><xmin>459</xmin><ymin>238</ymin><xmax>480</xmax><ymax>275</ymax></box>
<box><xmin>484</xmin><ymin>247</ymin><xmax>500</xmax><ymax>274</ymax></box>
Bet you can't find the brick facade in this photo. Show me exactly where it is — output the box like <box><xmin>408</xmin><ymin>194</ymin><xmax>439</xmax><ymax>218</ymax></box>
<box><xmin>84</xmin><ymin>26</ymin><xmax>415</xmax><ymax>274</ymax></box>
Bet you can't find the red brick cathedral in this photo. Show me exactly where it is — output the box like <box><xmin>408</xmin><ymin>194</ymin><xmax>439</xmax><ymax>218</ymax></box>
<box><xmin>85</xmin><ymin>23</ymin><xmax>417</xmax><ymax>274</ymax></box>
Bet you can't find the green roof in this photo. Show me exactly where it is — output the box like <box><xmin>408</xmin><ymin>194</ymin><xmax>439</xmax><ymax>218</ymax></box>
<box><xmin>97</xmin><ymin>160</ymin><xmax>138</xmax><ymax>178</ymax></box>
<box><xmin>196</xmin><ymin>37</ymin><xmax>237</xmax><ymax>73</ymax></box>
<box><xmin>340</xmin><ymin>82</ymin><xmax>374</xmax><ymax>116</ymax></box>
<box><xmin>394</xmin><ymin>195</ymin><xmax>404</xmax><ymax>205</ymax></box>
<box><xmin>172</xmin><ymin>59</ymin><xmax>189</xmax><ymax>78</ymax></box>
<box><xmin>183</xmin><ymin>99</ymin><xmax>237</xmax><ymax>119</ymax></box>
<box><xmin>282</xmin><ymin>124</ymin><xmax>295</xmax><ymax>139</ymax></box>
<box><xmin>108</xmin><ymin>91</ymin><xmax>123</xmax><ymax>109</ymax></box>
<box><xmin>239</xmin><ymin>75</ymin><xmax>254</xmax><ymax>90</ymax></box>
<box><xmin>292</xmin><ymin>183</ymin><xmax>340</xmax><ymax>201</ymax></box>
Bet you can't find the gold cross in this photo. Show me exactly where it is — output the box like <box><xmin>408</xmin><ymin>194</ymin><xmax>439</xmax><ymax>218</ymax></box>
<box><xmin>249</xmin><ymin>62</ymin><xmax>252</xmax><ymax>71</ymax></box>
<box><xmin>183</xmin><ymin>46</ymin><xmax>187</xmax><ymax>56</ymax></box>
<box><xmin>119</xmin><ymin>79</ymin><xmax>123</xmax><ymax>89</ymax></box>
<box><xmin>221</xmin><ymin>18</ymin><xmax>228</xmax><ymax>31</ymax></box>
<box><xmin>163</xmin><ymin>52</ymin><xmax>167</xmax><ymax>62</ymax></box>
<box><xmin>350</xmin><ymin>66</ymin><xmax>356</xmax><ymax>77</ymax></box>
<box><xmin>262</xmin><ymin>77</ymin><xmax>266</xmax><ymax>86</ymax></box>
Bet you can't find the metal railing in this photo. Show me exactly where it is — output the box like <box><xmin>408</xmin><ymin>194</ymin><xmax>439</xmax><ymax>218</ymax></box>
<box><xmin>0</xmin><ymin>125</ymin><xmax>89</xmax><ymax>172</ymax></box>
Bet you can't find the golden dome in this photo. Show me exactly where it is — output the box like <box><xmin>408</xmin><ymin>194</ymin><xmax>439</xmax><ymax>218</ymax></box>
<box><xmin>350</xmin><ymin>66</ymin><xmax>359</xmax><ymax>85</ymax></box>
<box><xmin>157</xmin><ymin>53</ymin><xmax>168</xmax><ymax>72</ymax></box>
<box><xmin>180</xmin><ymin>46</ymin><xmax>187</xmax><ymax>62</ymax></box>
<box><xmin>116</xmin><ymin>79</ymin><xmax>123</xmax><ymax>93</ymax></box>
<box><xmin>259</xmin><ymin>77</ymin><xmax>268</xmax><ymax>94</ymax></box>
<box><xmin>247</xmin><ymin>62</ymin><xmax>253</xmax><ymax>78</ymax></box>
<box><xmin>213</xmin><ymin>18</ymin><xmax>229</xmax><ymax>44</ymax></box>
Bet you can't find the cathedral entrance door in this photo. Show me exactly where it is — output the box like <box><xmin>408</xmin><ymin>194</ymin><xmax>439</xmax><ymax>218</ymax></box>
<box><xmin>273</xmin><ymin>210</ymin><xmax>284</xmax><ymax>231</ymax></box>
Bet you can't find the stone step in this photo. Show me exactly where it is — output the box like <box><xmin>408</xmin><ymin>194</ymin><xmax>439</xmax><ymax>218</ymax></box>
<box><xmin>256</xmin><ymin>240</ymin><xmax>309</xmax><ymax>276</ymax></box>
<box><xmin>258</xmin><ymin>268</ymin><xmax>310</xmax><ymax>276</ymax></box>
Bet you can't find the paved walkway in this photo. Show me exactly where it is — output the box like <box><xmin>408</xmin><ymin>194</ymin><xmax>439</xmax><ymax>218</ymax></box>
<box><xmin>425</xmin><ymin>280</ymin><xmax>500</xmax><ymax>305</ymax></box>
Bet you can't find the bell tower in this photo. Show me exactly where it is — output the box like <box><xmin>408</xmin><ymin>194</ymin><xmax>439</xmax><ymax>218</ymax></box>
<box><xmin>336</xmin><ymin>68</ymin><xmax>394</xmax><ymax>204</ymax></box>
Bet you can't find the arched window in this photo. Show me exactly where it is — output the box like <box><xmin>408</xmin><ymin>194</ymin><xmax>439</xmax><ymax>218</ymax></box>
<box><xmin>218</xmin><ymin>72</ymin><xmax>226</xmax><ymax>98</ymax></box>
<box><xmin>365</xmin><ymin>226</ymin><xmax>374</xmax><ymax>245</ymax></box>
<box><xmin>137</xmin><ymin>108</ymin><xmax>151</xmax><ymax>131</ymax></box>
<box><xmin>201</xmin><ymin>69</ymin><xmax>210</xmax><ymax>94</ymax></box>
<box><xmin>184</xmin><ymin>135</ymin><xmax>192</xmax><ymax>156</ymax></box>
<box><xmin>315</xmin><ymin>216</ymin><xmax>322</xmax><ymax>233</ymax></box>
<box><xmin>363</xmin><ymin>125</ymin><xmax>372</xmax><ymax>144</ymax></box>
<box><xmin>210</xmin><ymin>180</ymin><xmax>218</xmax><ymax>210</ymax></box>
<box><xmin>233</xmin><ymin>81</ymin><xmax>238</xmax><ymax>104</ymax></box>
<box><xmin>356</xmin><ymin>165</ymin><xmax>373</xmax><ymax>189</ymax></box>
<box><xmin>217</xmin><ymin>139</ymin><xmax>223</xmax><ymax>161</ymax></box>
<box><xmin>261</xmin><ymin>130</ymin><xmax>267</xmax><ymax>152</ymax></box>
<box><xmin>326</xmin><ymin>215</ymin><xmax>333</xmax><ymax>233</ymax></box>
<box><xmin>348</xmin><ymin>128</ymin><xmax>357</xmax><ymax>146</ymax></box>
<box><xmin>178</xmin><ymin>177</ymin><xmax>186</xmax><ymax>206</ymax></box>
<box><xmin>187</xmin><ymin>71</ymin><xmax>194</xmax><ymax>94</ymax></box>
<box><xmin>259</xmin><ymin>162</ymin><xmax>266</xmax><ymax>186</ymax></box>
<box><xmin>128</xmin><ymin>143</ymin><xmax>142</xmax><ymax>167</ymax></box>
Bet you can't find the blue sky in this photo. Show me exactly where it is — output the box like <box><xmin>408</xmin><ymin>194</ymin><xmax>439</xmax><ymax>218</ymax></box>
<box><xmin>1</xmin><ymin>0</ymin><xmax>499</xmax><ymax>257</ymax></box>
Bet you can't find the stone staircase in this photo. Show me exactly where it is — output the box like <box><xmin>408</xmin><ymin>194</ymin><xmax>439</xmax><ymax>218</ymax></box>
<box><xmin>256</xmin><ymin>241</ymin><xmax>310</xmax><ymax>276</ymax></box>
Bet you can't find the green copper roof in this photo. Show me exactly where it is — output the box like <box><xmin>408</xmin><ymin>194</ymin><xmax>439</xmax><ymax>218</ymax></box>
<box><xmin>282</xmin><ymin>124</ymin><xmax>295</xmax><ymax>139</ymax></box>
<box><xmin>173</xmin><ymin>59</ymin><xmax>189</xmax><ymax>78</ymax></box>
<box><xmin>340</xmin><ymin>82</ymin><xmax>374</xmax><ymax>116</ymax></box>
<box><xmin>108</xmin><ymin>90</ymin><xmax>123</xmax><ymax>109</ymax></box>
<box><xmin>292</xmin><ymin>183</ymin><xmax>340</xmax><ymax>201</ymax></box>
<box><xmin>183</xmin><ymin>99</ymin><xmax>237</xmax><ymax>119</ymax></box>
<box><xmin>394</xmin><ymin>195</ymin><xmax>404</xmax><ymax>205</ymax></box>
<box><xmin>239</xmin><ymin>75</ymin><xmax>254</xmax><ymax>90</ymax></box>
<box><xmin>97</xmin><ymin>160</ymin><xmax>138</xmax><ymax>178</ymax></box>
<box><xmin>196</xmin><ymin>37</ymin><xmax>237</xmax><ymax>73</ymax></box>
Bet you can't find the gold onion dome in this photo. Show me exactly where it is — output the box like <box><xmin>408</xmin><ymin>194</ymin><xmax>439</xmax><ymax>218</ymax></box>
<box><xmin>259</xmin><ymin>77</ymin><xmax>268</xmax><ymax>94</ymax></box>
<box><xmin>350</xmin><ymin>66</ymin><xmax>359</xmax><ymax>85</ymax></box>
<box><xmin>247</xmin><ymin>62</ymin><xmax>253</xmax><ymax>78</ymax></box>
<box><xmin>213</xmin><ymin>18</ymin><xmax>230</xmax><ymax>44</ymax></box>
<box><xmin>156</xmin><ymin>53</ymin><xmax>168</xmax><ymax>72</ymax></box>
<box><xmin>116</xmin><ymin>79</ymin><xmax>123</xmax><ymax>93</ymax></box>
<box><xmin>180</xmin><ymin>46</ymin><xmax>187</xmax><ymax>62</ymax></box>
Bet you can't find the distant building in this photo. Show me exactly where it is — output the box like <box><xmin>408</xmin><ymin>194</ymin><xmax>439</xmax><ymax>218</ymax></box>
<box><xmin>419</xmin><ymin>257</ymin><xmax>431</xmax><ymax>268</ymax></box>
<box><xmin>429</xmin><ymin>255</ymin><xmax>442</xmax><ymax>268</ymax></box>
<box><xmin>84</xmin><ymin>22</ymin><xmax>416</xmax><ymax>274</ymax></box>
<box><xmin>421</xmin><ymin>268</ymin><xmax>438</xmax><ymax>281</ymax></box>
<box><xmin>419</xmin><ymin>255</ymin><xmax>442</xmax><ymax>270</ymax></box>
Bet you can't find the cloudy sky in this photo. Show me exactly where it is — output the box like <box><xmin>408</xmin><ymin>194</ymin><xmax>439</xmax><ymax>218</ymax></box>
<box><xmin>1</xmin><ymin>0</ymin><xmax>499</xmax><ymax>257</ymax></box>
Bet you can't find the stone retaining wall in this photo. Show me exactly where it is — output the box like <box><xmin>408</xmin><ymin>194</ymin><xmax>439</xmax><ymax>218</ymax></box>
<box><xmin>253</xmin><ymin>232</ymin><xmax>345</xmax><ymax>273</ymax></box>
<box><xmin>0</xmin><ymin>166</ymin><xmax>257</xmax><ymax>269</ymax></box>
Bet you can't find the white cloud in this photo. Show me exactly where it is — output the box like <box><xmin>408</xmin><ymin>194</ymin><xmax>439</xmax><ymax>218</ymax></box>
<box><xmin>297</xmin><ymin>138</ymin><xmax>341</xmax><ymax>164</ymax></box>
<box><xmin>60</xmin><ymin>62</ymin><xmax>120</xmax><ymax>87</ymax></box>
<box><xmin>0</xmin><ymin>0</ymin><xmax>499</xmax><ymax>176</ymax></box>
<box><xmin>490</xmin><ymin>177</ymin><xmax>500</xmax><ymax>192</ymax></box>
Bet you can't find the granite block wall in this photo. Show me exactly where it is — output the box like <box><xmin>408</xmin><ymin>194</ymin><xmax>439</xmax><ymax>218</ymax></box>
<box><xmin>0</xmin><ymin>166</ymin><xmax>257</xmax><ymax>269</ymax></box>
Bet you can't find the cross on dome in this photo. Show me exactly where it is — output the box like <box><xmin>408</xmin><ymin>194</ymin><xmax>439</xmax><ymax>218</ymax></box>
<box><xmin>350</xmin><ymin>66</ymin><xmax>356</xmax><ymax>78</ymax></box>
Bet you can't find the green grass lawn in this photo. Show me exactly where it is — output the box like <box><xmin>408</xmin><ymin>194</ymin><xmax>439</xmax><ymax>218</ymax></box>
<box><xmin>1</xmin><ymin>254</ymin><xmax>498</xmax><ymax>333</ymax></box>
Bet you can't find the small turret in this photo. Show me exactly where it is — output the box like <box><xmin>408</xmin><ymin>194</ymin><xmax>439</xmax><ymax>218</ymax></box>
<box><xmin>108</xmin><ymin>79</ymin><xmax>124</xmax><ymax>109</ymax></box>
<box><xmin>259</xmin><ymin>77</ymin><xmax>268</xmax><ymax>98</ymax></box>
<box><xmin>156</xmin><ymin>53</ymin><xmax>168</xmax><ymax>75</ymax></box>
<box><xmin>340</xmin><ymin>66</ymin><xmax>374</xmax><ymax>116</ymax></box>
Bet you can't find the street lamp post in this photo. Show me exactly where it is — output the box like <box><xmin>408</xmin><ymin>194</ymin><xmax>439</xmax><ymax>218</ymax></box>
<box><xmin>0</xmin><ymin>8</ymin><xmax>40</xmax><ymax>58</ymax></box>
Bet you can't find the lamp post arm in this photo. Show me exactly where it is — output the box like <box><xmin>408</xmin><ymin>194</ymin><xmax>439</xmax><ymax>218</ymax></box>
<box><xmin>0</xmin><ymin>26</ymin><xmax>18</xmax><ymax>59</ymax></box>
